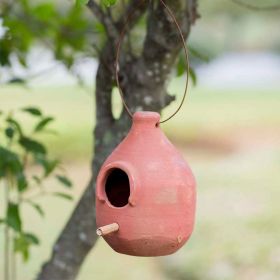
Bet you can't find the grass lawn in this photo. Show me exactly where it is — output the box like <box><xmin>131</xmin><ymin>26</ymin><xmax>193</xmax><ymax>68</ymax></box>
<box><xmin>0</xmin><ymin>82</ymin><xmax>280</xmax><ymax>279</ymax></box>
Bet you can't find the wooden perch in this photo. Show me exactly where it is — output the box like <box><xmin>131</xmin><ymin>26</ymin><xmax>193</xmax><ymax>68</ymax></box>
<box><xmin>96</xmin><ymin>223</ymin><xmax>119</xmax><ymax>236</ymax></box>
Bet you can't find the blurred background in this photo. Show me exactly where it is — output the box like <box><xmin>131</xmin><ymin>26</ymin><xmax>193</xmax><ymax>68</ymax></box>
<box><xmin>1</xmin><ymin>0</ymin><xmax>280</xmax><ymax>279</ymax></box>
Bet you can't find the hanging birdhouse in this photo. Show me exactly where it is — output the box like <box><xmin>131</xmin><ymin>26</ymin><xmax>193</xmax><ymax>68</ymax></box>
<box><xmin>96</xmin><ymin>112</ymin><xmax>196</xmax><ymax>257</ymax></box>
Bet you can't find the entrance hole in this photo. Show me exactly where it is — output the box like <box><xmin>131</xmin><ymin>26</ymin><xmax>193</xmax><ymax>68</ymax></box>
<box><xmin>105</xmin><ymin>168</ymin><xmax>130</xmax><ymax>207</ymax></box>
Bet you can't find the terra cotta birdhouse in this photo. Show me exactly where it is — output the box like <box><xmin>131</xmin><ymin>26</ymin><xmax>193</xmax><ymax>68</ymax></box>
<box><xmin>96</xmin><ymin>111</ymin><xmax>196</xmax><ymax>257</ymax></box>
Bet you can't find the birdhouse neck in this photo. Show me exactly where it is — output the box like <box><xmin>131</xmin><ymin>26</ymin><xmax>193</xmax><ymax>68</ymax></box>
<box><xmin>132</xmin><ymin>111</ymin><xmax>161</xmax><ymax>129</ymax></box>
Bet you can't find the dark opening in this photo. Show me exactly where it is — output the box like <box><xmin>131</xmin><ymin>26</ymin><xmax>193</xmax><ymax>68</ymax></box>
<box><xmin>105</xmin><ymin>168</ymin><xmax>130</xmax><ymax>207</ymax></box>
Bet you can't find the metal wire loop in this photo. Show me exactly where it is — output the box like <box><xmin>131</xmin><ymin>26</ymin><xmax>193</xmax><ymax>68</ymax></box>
<box><xmin>115</xmin><ymin>0</ymin><xmax>190</xmax><ymax>124</ymax></box>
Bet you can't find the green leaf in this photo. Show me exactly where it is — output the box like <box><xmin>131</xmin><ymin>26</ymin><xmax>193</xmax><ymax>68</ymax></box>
<box><xmin>53</xmin><ymin>192</ymin><xmax>73</xmax><ymax>201</ymax></box>
<box><xmin>44</xmin><ymin>159</ymin><xmax>59</xmax><ymax>177</ymax></box>
<box><xmin>5</xmin><ymin>127</ymin><xmax>15</xmax><ymax>139</ymax></box>
<box><xmin>95</xmin><ymin>22</ymin><xmax>105</xmax><ymax>34</ymax></box>
<box><xmin>34</xmin><ymin>117</ymin><xmax>54</xmax><ymax>132</ymax></box>
<box><xmin>22</xmin><ymin>107</ymin><xmax>42</xmax><ymax>117</ymax></box>
<box><xmin>6</xmin><ymin>118</ymin><xmax>23</xmax><ymax>136</ymax></box>
<box><xmin>14</xmin><ymin>233</ymin><xmax>40</xmax><ymax>262</ymax></box>
<box><xmin>102</xmin><ymin>0</ymin><xmax>117</xmax><ymax>7</ymax></box>
<box><xmin>14</xmin><ymin>235</ymin><xmax>29</xmax><ymax>261</ymax></box>
<box><xmin>189</xmin><ymin>67</ymin><xmax>197</xmax><ymax>86</ymax></box>
<box><xmin>0</xmin><ymin>41</ymin><xmax>11</xmax><ymax>66</ymax></box>
<box><xmin>56</xmin><ymin>175</ymin><xmax>72</xmax><ymax>188</ymax></box>
<box><xmin>36</xmin><ymin>156</ymin><xmax>59</xmax><ymax>177</ymax></box>
<box><xmin>27</xmin><ymin>202</ymin><xmax>45</xmax><ymax>218</ymax></box>
<box><xmin>189</xmin><ymin>46</ymin><xmax>210</xmax><ymax>63</ymax></box>
<box><xmin>7</xmin><ymin>203</ymin><xmax>21</xmax><ymax>232</ymax></box>
<box><xmin>0</xmin><ymin>147</ymin><xmax>23</xmax><ymax>178</ymax></box>
<box><xmin>33</xmin><ymin>3</ymin><xmax>56</xmax><ymax>22</ymax></box>
<box><xmin>76</xmin><ymin>0</ymin><xmax>89</xmax><ymax>5</ymax></box>
<box><xmin>19</xmin><ymin>137</ymin><xmax>47</xmax><ymax>155</ymax></box>
<box><xmin>177</xmin><ymin>54</ymin><xmax>185</xmax><ymax>77</ymax></box>
<box><xmin>17</xmin><ymin>173</ymin><xmax>28</xmax><ymax>192</ymax></box>
<box><xmin>177</xmin><ymin>53</ymin><xmax>197</xmax><ymax>85</ymax></box>
<box><xmin>24</xmin><ymin>233</ymin><xmax>40</xmax><ymax>245</ymax></box>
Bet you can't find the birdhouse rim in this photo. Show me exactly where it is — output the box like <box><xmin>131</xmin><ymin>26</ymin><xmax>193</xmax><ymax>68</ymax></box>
<box><xmin>96</xmin><ymin>161</ymin><xmax>138</xmax><ymax>209</ymax></box>
<box><xmin>133</xmin><ymin>111</ymin><xmax>160</xmax><ymax>120</ymax></box>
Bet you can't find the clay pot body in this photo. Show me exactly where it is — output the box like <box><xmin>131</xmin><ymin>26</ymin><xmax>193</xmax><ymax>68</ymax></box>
<box><xmin>96</xmin><ymin>111</ymin><xmax>196</xmax><ymax>257</ymax></box>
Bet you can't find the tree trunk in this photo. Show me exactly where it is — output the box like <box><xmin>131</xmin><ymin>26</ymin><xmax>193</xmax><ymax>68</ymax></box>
<box><xmin>37</xmin><ymin>1</ymin><xmax>198</xmax><ymax>279</ymax></box>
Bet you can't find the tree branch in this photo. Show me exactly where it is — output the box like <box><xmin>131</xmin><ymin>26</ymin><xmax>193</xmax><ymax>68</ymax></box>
<box><xmin>87</xmin><ymin>0</ymin><xmax>118</xmax><ymax>40</ymax></box>
<box><xmin>36</xmin><ymin>45</ymin><xmax>115</xmax><ymax>280</ymax></box>
<box><xmin>116</xmin><ymin>0</ymin><xmax>149</xmax><ymax>30</ymax></box>
<box><xmin>37</xmin><ymin>24</ymin><xmax>137</xmax><ymax>278</ymax></box>
<box><xmin>231</xmin><ymin>0</ymin><xmax>280</xmax><ymax>11</ymax></box>
<box><xmin>120</xmin><ymin>0</ymin><xmax>199</xmax><ymax>113</ymax></box>
<box><xmin>36</xmin><ymin>1</ymin><xmax>198</xmax><ymax>279</ymax></box>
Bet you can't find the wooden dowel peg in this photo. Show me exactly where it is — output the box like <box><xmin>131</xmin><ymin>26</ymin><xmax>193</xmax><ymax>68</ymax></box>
<box><xmin>96</xmin><ymin>223</ymin><xmax>119</xmax><ymax>236</ymax></box>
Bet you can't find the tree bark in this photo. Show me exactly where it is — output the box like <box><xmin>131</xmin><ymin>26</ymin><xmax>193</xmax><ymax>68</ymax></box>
<box><xmin>37</xmin><ymin>1</ymin><xmax>198</xmax><ymax>279</ymax></box>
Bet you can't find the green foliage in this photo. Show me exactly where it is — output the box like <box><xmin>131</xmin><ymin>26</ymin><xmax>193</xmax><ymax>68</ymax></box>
<box><xmin>176</xmin><ymin>54</ymin><xmax>186</xmax><ymax>77</ymax></box>
<box><xmin>7</xmin><ymin>203</ymin><xmax>22</xmax><ymax>232</ymax></box>
<box><xmin>17</xmin><ymin>173</ymin><xmax>28</xmax><ymax>192</ymax></box>
<box><xmin>53</xmin><ymin>192</ymin><xmax>73</xmax><ymax>201</ymax></box>
<box><xmin>27</xmin><ymin>201</ymin><xmax>45</xmax><ymax>218</ymax></box>
<box><xmin>5</xmin><ymin>127</ymin><xmax>15</xmax><ymax>139</ymax></box>
<box><xmin>0</xmin><ymin>147</ymin><xmax>22</xmax><ymax>177</ymax></box>
<box><xmin>36</xmin><ymin>156</ymin><xmax>60</xmax><ymax>178</ymax></box>
<box><xmin>176</xmin><ymin>44</ymin><xmax>212</xmax><ymax>85</ymax></box>
<box><xmin>189</xmin><ymin>46</ymin><xmax>210</xmax><ymax>63</ymax></box>
<box><xmin>75</xmin><ymin>0</ymin><xmax>117</xmax><ymax>7</ymax></box>
<box><xmin>0</xmin><ymin>107</ymin><xmax>73</xmax><ymax>265</ymax></box>
<box><xmin>6</xmin><ymin>118</ymin><xmax>23</xmax><ymax>136</ymax></box>
<box><xmin>176</xmin><ymin>52</ymin><xmax>197</xmax><ymax>86</ymax></box>
<box><xmin>0</xmin><ymin>0</ymin><xmax>98</xmax><ymax>79</ymax></box>
<box><xmin>76</xmin><ymin>0</ymin><xmax>90</xmax><ymax>5</ymax></box>
<box><xmin>0</xmin><ymin>0</ymin><xmax>206</xmax><ymax>88</ymax></box>
<box><xmin>189</xmin><ymin>67</ymin><xmax>197</xmax><ymax>86</ymax></box>
<box><xmin>14</xmin><ymin>232</ymin><xmax>40</xmax><ymax>262</ymax></box>
<box><xmin>19</xmin><ymin>137</ymin><xmax>47</xmax><ymax>155</ymax></box>
<box><xmin>101</xmin><ymin>0</ymin><xmax>117</xmax><ymax>7</ymax></box>
<box><xmin>22</xmin><ymin>107</ymin><xmax>42</xmax><ymax>117</ymax></box>
<box><xmin>56</xmin><ymin>175</ymin><xmax>73</xmax><ymax>188</ymax></box>
<box><xmin>34</xmin><ymin>117</ymin><xmax>54</xmax><ymax>132</ymax></box>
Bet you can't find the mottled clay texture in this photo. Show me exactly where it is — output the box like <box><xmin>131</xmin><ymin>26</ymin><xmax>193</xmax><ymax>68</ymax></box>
<box><xmin>96</xmin><ymin>112</ymin><xmax>196</xmax><ymax>257</ymax></box>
